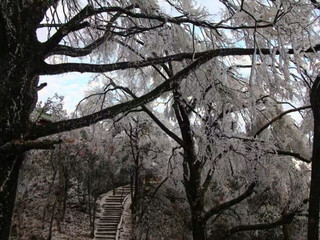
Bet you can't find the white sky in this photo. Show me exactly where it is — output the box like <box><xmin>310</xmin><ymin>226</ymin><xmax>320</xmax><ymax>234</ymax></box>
<box><xmin>38</xmin><ymin>0</ymin><xmax>225</xmax><ymax>113</ymax></box>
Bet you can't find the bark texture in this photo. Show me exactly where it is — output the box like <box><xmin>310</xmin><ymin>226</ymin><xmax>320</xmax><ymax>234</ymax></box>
<box><xmin>308</xmin><ymin>75</ymin><xmax>320</xmax><ymax>240</ymax></box>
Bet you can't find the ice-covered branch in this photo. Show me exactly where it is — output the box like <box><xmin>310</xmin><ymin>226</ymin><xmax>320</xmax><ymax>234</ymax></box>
<box><xmin>109</xmin><ymin>82</ymin><xmax>184</xmax><ymax>146</ymax></box>
<box><xmin>254</xmin><ymin>105</ymin><xmax>311</xmax><ymax>137</ymax></box>
<box><xmin>41</xmin><ymin>5</ymin><xmax>135</xmax><ymax>54</ymax></box>
<box><xmin>28</xmin><ymin>50</ymin><xmax>217</xmax><ymax>140</ymax></box>
<box><xmin>0</xmin><ymin>139</ymin><xmax>62</xmax><ymax>153</ymax></box>
<box><xmin>203</xmin><ymin>183</ymin><xmax>256</xmax><ymax>222</ymax></box>
<box><xmin>40</xmin><ymin>44</ymin><xmax>320</xmax><ymax>75</ymax></box>
<box><xmin>48</xmin><ymin>11</ymin><xmax>122</xmax><ymax>57</ymax></box>
<box><xmin>271</xmin><ymin>150</ymin><xmax>311</xmax><ymax>163</ymax></box>
<box><xmin>226</xmin><ymin>211</ymin><xmax>297</xmax><ymax>237</ymax></box>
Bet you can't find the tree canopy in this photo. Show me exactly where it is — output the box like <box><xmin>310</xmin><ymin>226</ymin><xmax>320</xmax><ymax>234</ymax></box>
<box><xmin>1</xmin><ymin>0</ymin><xmax>320</xmax><ymax>239</ymax></box>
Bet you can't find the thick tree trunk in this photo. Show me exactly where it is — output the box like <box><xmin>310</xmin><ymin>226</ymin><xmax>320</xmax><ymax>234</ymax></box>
<box><xmin>191</xmin><ymin>215</ymin><xmax>206</xmax><ymax>240</ymax></box>
<box><xmin>0</xmin><ymin>153</ymin><xmax>24</xmax><ymax>239</ymax></box>
<box><xmin>308</xmin><ymin>76</ymin><xmax>320</xmax><ymax>240</ymax></box>
<box><xmin>172</xmin><ymin>86</ymin><xmax>207</xmax><ymax>240</ymax></box>
<box><xmin>184</xmin><ymin>157</ymin><xmax>206</xmax><ymax>240</ymax></box>
<box><xmin>0</xmin><ymin>2</ymin><xmax>49</xmax><ymax>237</ymax></box>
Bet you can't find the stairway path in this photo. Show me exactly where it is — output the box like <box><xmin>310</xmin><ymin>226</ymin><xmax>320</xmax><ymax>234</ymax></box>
<box><xmin>94</xmin><ymin>185</ymin><xmax>131</xmax><ymax>240</ymax></box>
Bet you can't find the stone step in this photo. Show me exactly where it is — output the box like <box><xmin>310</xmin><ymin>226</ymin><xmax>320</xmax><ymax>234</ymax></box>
<box><xmin>100</xmin><ymin>213</ymin><xmax>121</xmax><ymax>216</ymax></box>
<box><xmin>101</xmin><ymin>213</ymin><xmax>121</xmax><ymax>216</ymax></box>
<box><xmin>101</xmin><ymin>212</ymin><xmax>121</xmax><ymax>214</ymax></box>
<box><xmin>95</xmin><ymin>235</ymin><xmax>116</xmax><ymax>239</ymax></box>
<box><xmin>100</xmin><ymin>216</ymin><xmax>119</xmax><ymax>219</ymax></box>
<box><xmin>99</xmin><ymin>214</ymin><xmax>121</xmax><ymax>219</ymax></box>
<box><xmin>97</xmin><ymin>227</ymin><xmax>117</xmax><ymax>231</ymax></box>
<box><xmin>97</xmin><ymin>221</ymin><xmax>119</xmax><ymax>224</ymax></box>
<box><xmin>96</xmin><ymin>223</ymin><xmax>118</xmax><ymax>226</ymax></box>
<box><xmin>100</xmin><ymin>213</ymin><xmax>121</xmax><ymax>217</ymax></box>
<box><xmin>99</xmin><ymin>219</ymin><xmax>120</xmax><ymax>226</ymax></box>
<box><xmin>95</xmin><ymin>186</ymin><xmax>132</xmax><ymax>240</ymax></box>
<box><xmin>99</xmin><ymin>218</ymin><xmax>120</xmax><ymax>221</ymax></box>
<box><xmin>98</xmin><ymin>222</ymin><xmax>119</xmax><ymax>225</ymax></box>
<box><xmin>96</xmin><ymin>230</ymin><xmax>117</xmax><ymax>233</ymax></box>
<box><xmin>95</xmin><ymin>233</ymin><xmax>116</xmax><ymax>236</ymax></box>
<box><xmin>99</xmin><ymin>219</ymin><xmax>120</xmax><ymax>222</ymax></box>
<box><xmin>101</xmin><ymin>212</ymin><xmax>121</xmax><ymax>215</ymax></box>
<box><xmin>94</xmin><ymin>238</ymin><xmax>115</xmax><ymax>240</ymax></box>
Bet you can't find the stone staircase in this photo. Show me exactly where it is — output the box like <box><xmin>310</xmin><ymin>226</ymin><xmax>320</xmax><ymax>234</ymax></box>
<box><xmin>94</xmin><ymin>185</ymin><xmax>131</xmax><ymax>240</ymax></box>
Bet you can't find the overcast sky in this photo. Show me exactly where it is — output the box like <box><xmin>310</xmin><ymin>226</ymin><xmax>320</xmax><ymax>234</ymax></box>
<box><xmin>38</xmin><ymin>0</ymin><xmax>225</xmax><ymax>113</ymax></box>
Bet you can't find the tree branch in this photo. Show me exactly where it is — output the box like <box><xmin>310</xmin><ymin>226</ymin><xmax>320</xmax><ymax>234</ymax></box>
<box><xmin>48</xmin><ymin>11</ymin><xmax>123</xmax><ymax>57</ymax></box>
<box><xmin>226</xmin><ymin>210</ymin><xmax>296</xmax><ymax>237</ymax></box>
<box><xmin>41</xmin><ymin>5</ymin><xmax>131</xmax><ymax>54</ymax></box>
<box><xmin>109</xmin><ymin>81</ymin><xmax>184</xmax><ymax>146</ymax></box>
<box><xmin>0</xmin><ymin>139</ymin><xmax>62</xmax><ymax>153</ymax></box>
<box><xmin>203</xmin><ymin>183</ymin><xmax>256</xmax><ymax>222</ymax></box>
<box><xmin>40</xmin><ymin>44</ymin><xmax>320</xmax><ymax>75</ymax></box>
<box><xmin>269</xmin><ymin>150</ymin><xmax>311</xmax><ymax>163</ymax></box>
<box><xmin>254</xmin><ymin>105</ymin><xmax>311</xmax><ymax>137</ymax></box>
<box><xmin>28</xmin><ymin>50</ymin><xmax>218</xmax><ymax>140</ymax></box>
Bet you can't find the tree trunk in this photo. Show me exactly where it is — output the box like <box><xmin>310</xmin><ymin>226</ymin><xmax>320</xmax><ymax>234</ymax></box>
<box><xmin>184</xmin><ymin>157</ymin><xmax>206</xmax><ymax>240</ymax></box>
<box><xmin>0</xmin><ymin>153</ymin><xmax>24</xmax><ymax>240</ymax></box>
<box><xmin>47</xmin><ymin>200</ymin><xmax>57</xmax><ymax>240</ymax></box>
<box><xmin>308</xmin><ymin>75</ymin><xmax>320</xmax><ymax>240</ymax></box>
<box><xmin>191</xmin><ymin>214</ymin><xmax>206</xmax><ymax>240</ymax></box>
<box><xmin>172</xmin><ymin>86</ymin><xmax>207</xmax><ymax>240</ymax></box>
<box><xmin>0</xmin><ymin>2</ymin><xmax>49</xmax><ymax>237</ymax></box>
<box><xmin>90</xmin><ymin>195</ymin><xmax>98</xmax><ymax>238</ymax></box>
